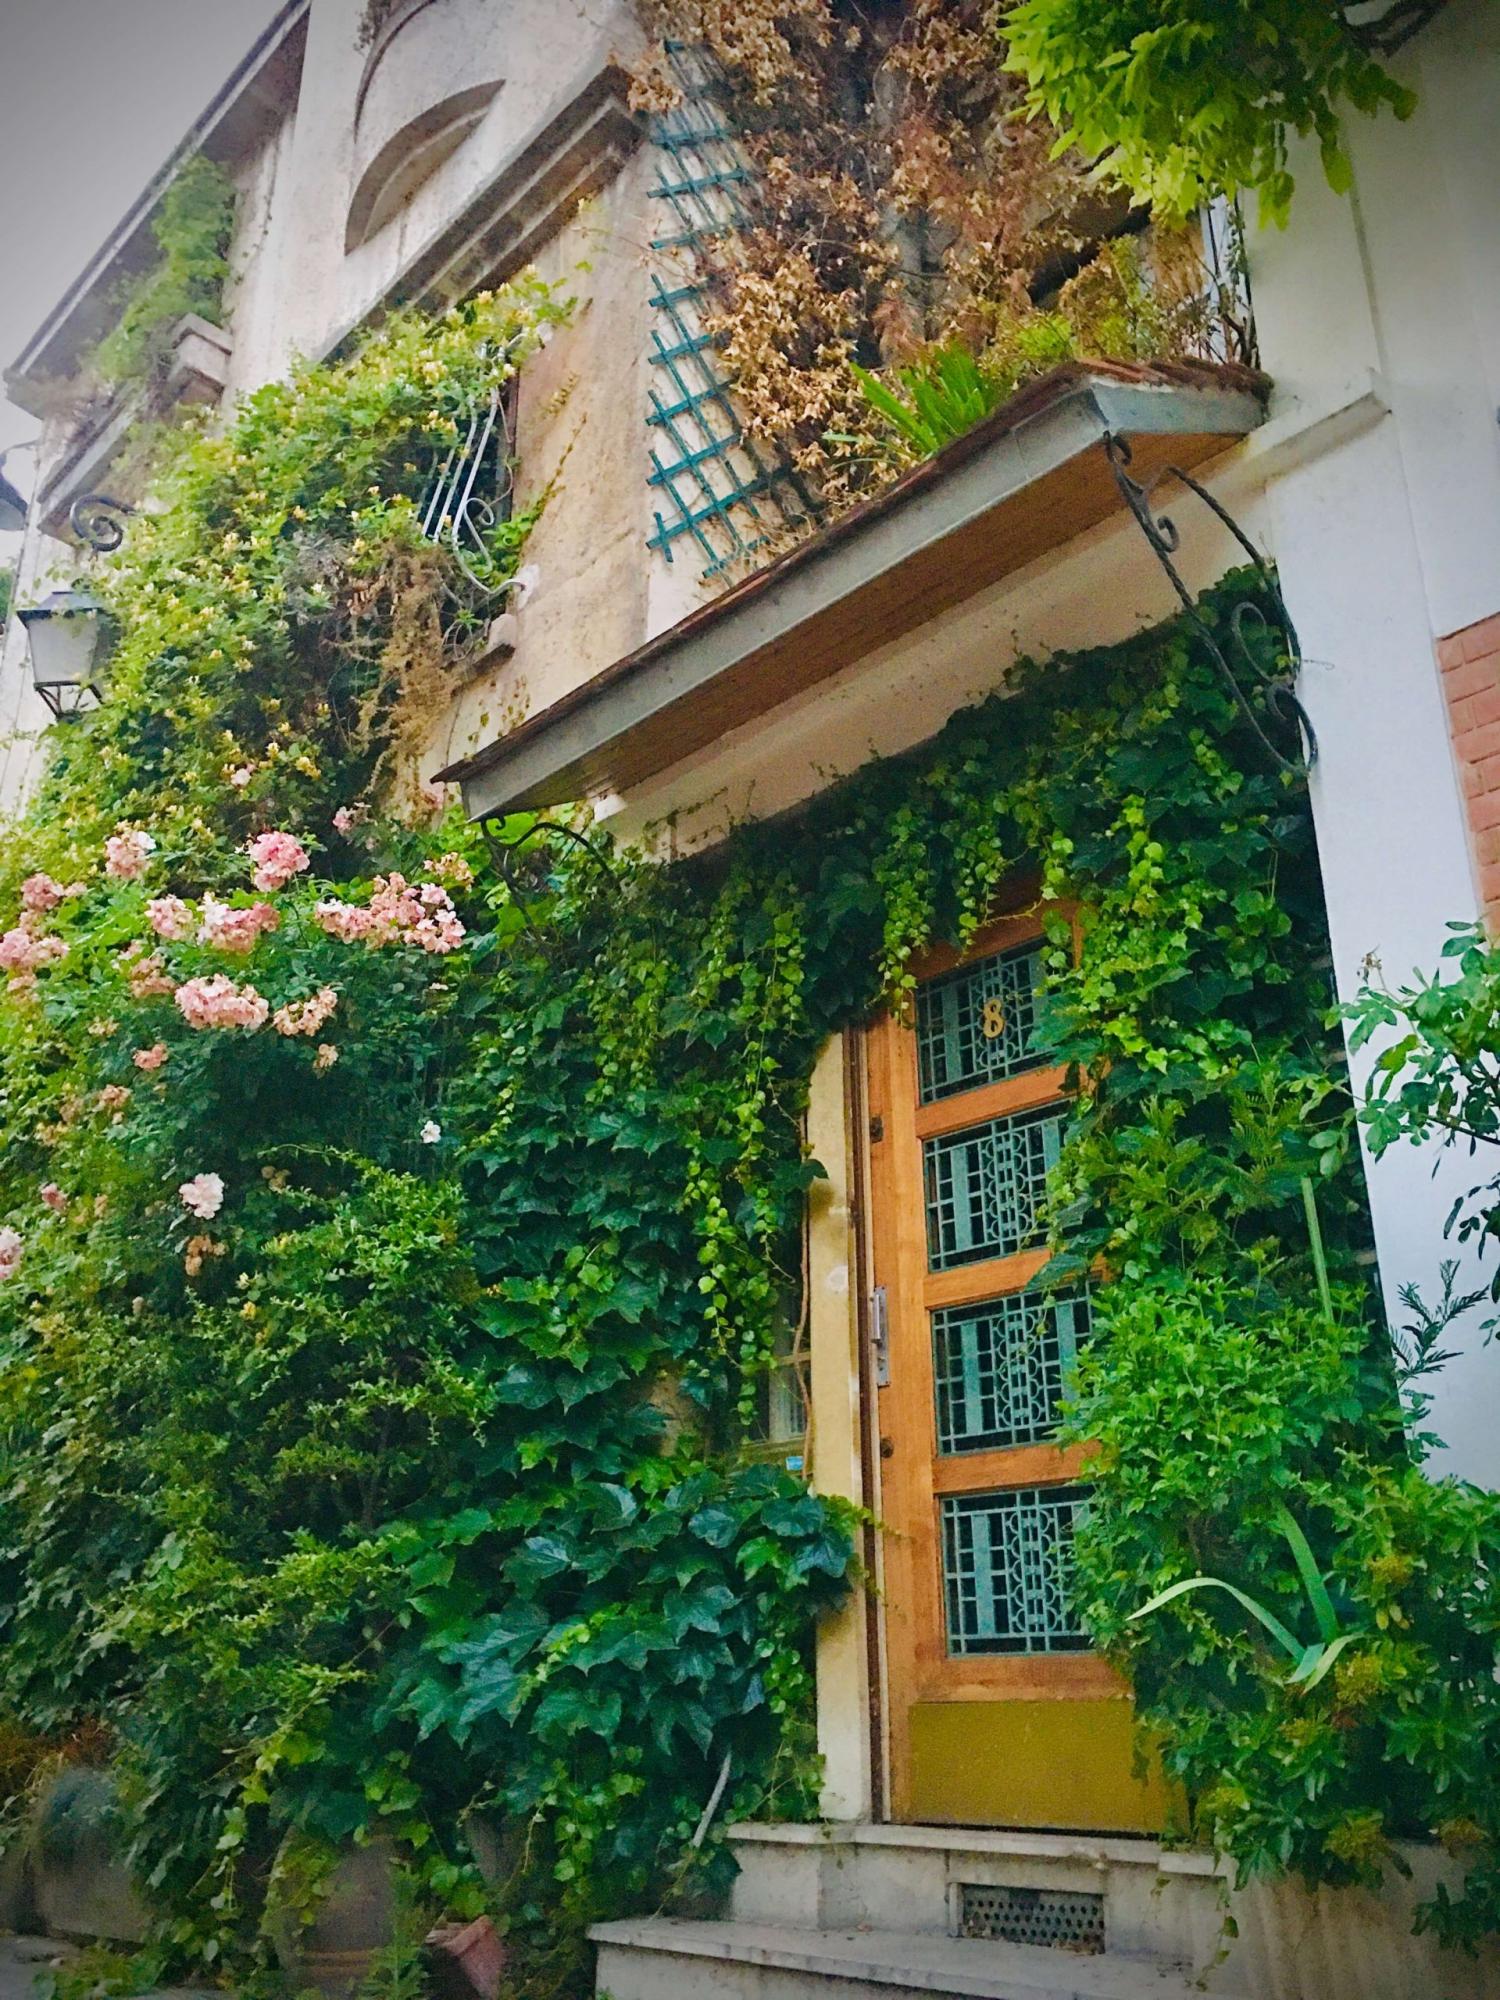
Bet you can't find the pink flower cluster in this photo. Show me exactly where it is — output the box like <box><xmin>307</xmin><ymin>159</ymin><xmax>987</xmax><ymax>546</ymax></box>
<box><xmin>332</xmin><ymin>803</ymin><xmax>368</xmax><ymax>837</ymax></box>
<box><xmin>0</xmin><ymin>925</ymin><xmax>68</xmax><ymax>973</ymax></box>
<box><xmin>133</xmin><ymin>1043</ymin><xmax>169</xmax><ymax>1072</ymax></box>
<box><xmin>40</xmin><ymin>1183</ymin><xmax>67</xmax><ymax>1213</ymax></box>
<box><xmin>21</xmin><ymin>874</ymin><xmax>82</xmax><ymax>913</ymax></box>
<box><xmin>96</xmin><ymin>1084</ymin><xmax>132</xmax><ymax>1118</ymax></box>
<box><xmin>119</xmin><ymin>943</ymin><xmax>175</xmax><ymax>998</ymax></box>
<box><xmin>272</xmin><ymin>986</ymin><xmax>339</xmax><ymax>1038</ymax></box>
<box><xmin>313</xmin><ymin>875</ymin><xmax>465</xmax><ymax>955</ymax></box>
<box><xmin>199</xmin><ymin>896</ymin><xmax>280</xmax><ymax>955</ymax></box>
<box><xmin>147</xmin><ymin>896</ymin><xmax>196</xmax><ymax>942</ymax></box>
<box><xmin>105</xmin><ymin>829</ymin><xmax>156</xmax><ymax>880</ymax></box>
<box><xmin>247</xmin><ymin>830</ymin><xmax>310</xmax><ymax>892</ymax></box>
<box><xmin>175</xmin><ymin>974</ymin><xmax>270</xmax><ymax>1032</ymax></box>
<box><xmin>0</xmin><ymin>1228</ymin><xmax>21</xmax><ymax>1282</ymax></box>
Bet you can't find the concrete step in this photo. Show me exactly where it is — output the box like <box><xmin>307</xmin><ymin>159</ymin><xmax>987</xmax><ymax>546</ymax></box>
<box><xmin>589</xmin><ymin>1917</ymin><xmax>1227</xmax><ymax>2000</ymax></box>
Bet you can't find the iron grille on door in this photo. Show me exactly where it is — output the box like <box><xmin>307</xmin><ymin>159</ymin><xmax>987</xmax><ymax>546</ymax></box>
<box><xmin>923</xmin><ymin>1104</ymin><xmax>1067</xmax><ymax>1270</ymax></box>
<box><xmin>940</xmin><ymin>1485</ymin><xmax>1090</xmax><ymax>1655</ymax></box>
<box><xmin>916</xmin><ymin>940</ymin><xmax>1047</xmax><ymax>1101</ymax></box>
<box><xmin>932</xmin><ymin>1288</ymin><xmax>1090</xmax><ymax>1454</ymax></box>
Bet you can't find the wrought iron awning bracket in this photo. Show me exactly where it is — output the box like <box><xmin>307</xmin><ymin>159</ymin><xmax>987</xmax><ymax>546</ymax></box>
<box><xmin>1104</xmin><ymin>433</ymin><xmax>1316</xmax><ymax>777</ymax></box>
<box><xmin>70</xmin><ymin>493</ymin><xmax>134</xmax><ymax>554</ymax></box>
<box><xmin>475</xmin><ymin>812</ymin><xmax>622</xmax><ymax>940</ymax></box>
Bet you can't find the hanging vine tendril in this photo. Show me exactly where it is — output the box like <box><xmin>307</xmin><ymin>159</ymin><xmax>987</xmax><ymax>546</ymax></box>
<box><xmin>1105</xmin><ymin>434</ymin><xmax>1316</xmax><ymax>778</ymax></box>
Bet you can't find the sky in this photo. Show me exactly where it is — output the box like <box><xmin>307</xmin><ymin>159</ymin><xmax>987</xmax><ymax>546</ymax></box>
<box><xmin>0</xmin><ymin>0</ymin><xmax>284</xmax><ymax>562</ymax></box>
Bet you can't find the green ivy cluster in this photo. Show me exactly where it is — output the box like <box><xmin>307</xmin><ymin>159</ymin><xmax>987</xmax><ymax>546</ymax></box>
<box><xmin>1003</xmin><ymin>0</ymin><xmax>1422</xmax><ymax>225</ymax></box>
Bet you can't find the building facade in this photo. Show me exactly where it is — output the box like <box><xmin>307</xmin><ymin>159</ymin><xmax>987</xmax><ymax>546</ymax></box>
<box><xmin>4</xmin><ymin>2</ymin><xmax>1500</xmax><ymax>1993</ymax></box>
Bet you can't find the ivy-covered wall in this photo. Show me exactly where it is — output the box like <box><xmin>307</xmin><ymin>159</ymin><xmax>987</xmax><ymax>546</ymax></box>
<box><xmin>2</xmin><ymin>256</ymin><xmax>1499</xmax><ymax>2000</ymax></box>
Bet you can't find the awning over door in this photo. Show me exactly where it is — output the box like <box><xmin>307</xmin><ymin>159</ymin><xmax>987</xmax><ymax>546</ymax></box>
<box><xmin>437</xmin><ymin>360</ymin><xmax>1267</xmax><ymax>821</ymax></box>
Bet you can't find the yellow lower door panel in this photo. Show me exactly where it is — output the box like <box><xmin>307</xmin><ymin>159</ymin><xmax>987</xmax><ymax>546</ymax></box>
<box><xmin>907</xmin><ymin>1698</ymin><xmax>1175</xmax><ymax>1833</ymax></box>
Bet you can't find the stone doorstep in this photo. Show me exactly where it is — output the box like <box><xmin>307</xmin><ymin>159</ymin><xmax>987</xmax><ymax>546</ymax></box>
<box><xmin>589</xmin><ymin>1918</ymin><xmax>1234</xmax><ymax>2000</ymax></box>
<box><xmin>729</xmin><ymin>1823</ymin><xmax>1222</xmax><ymax>1880</ymax></box>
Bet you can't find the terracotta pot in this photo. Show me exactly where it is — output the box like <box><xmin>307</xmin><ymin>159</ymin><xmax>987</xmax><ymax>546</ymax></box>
<box><xmin>427</xmin><ymin>1915</ymin><xmax>507</xmax><ymax>2000</ymax></box>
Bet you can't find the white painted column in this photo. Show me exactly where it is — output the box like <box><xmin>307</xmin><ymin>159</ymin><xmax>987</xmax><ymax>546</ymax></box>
<box><xmin>806</xmin><ymin>1036</ymin><xmax>873</xmax><ymax>1821</ymax></box>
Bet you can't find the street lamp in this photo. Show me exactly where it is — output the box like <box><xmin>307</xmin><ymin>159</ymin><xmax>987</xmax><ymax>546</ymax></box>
<box><xmin>13</xmin><ymin>493</ymin><xmax>132</xmax><ymax>720</ymax></box>
<box><xmin>18</xmin><ymin>589</ymin><xmax>112</xmax><ymax>719</ymax></box>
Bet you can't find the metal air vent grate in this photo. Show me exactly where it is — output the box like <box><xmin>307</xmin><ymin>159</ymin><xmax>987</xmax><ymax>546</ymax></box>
<box><xmin>958</xmin><ymin>1883</ymin><xmax>1105</xmax><ymax>1954</ymax></box>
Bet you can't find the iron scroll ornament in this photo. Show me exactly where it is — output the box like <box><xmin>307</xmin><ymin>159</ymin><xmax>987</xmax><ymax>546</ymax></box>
<box><xmin>69</xmin><ymin>493</ymin><xmax>134</xmax><ymax>554</ymax></box>
<box><xmin>1104</xmin><ymin>434</ymin><xmax>1316</xmax><ymax>780</ymax></box>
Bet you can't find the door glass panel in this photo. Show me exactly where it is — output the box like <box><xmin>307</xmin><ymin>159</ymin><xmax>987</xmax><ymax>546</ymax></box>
<box><xmin>932</xmin><ymin>1288</ymin><xmax>1091</xmax><ymax>1454</ymax></box>
<box><xmin>923</xmin><ymin>1105</ymin><xmax>1067</xmax><ymax>1270</ymax></box>
<box><xmin>915</xmin><ymin>941</ymin><xmax>1046</xmax><ymax>1102</ymax></box>
<box><xmin>940</xmin><ymin>1485</ymin><xmax>1090</xmax><ymax>1656</ymax></box>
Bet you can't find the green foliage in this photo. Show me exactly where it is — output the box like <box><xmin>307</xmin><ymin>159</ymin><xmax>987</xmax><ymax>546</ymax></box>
<box><xmin>1002</xmin><ymin>0</ymin><xmax>1420</xmax><ymax>225</ymax></box>
<box><xmin>1131</xmin><ymin>1502</ymin><xmax>1366</xmax><ymax>1692</ymax></box>
<box><xmin>10</xmin><ymin>275</ymin><xmax>569</xmax><ymax>905</ymax></box>
<box><xmin>3</xmin><ymin>292</ymin><xmax>1498</xmax><ymax>1995</ymax></box>
<box><xmin>92</xmin><ymin>158</ymin><xmax>239</xmax><ymax>389</ymax></box>
<box><xmin>851</xmin><ymin>234</ymin><xmax>1231</xmax><ymax>463</ymax></box>
<box><xmin>0</xmin><ymin>271</ymin><xmax>852</xmax><ymax>1999</ymax></box>
<box><xmin>0</xmin><ymin>565</ymin><xmax>13</xmax><ymax>628</ymax></box>
<box><xmin>1349</xmin><ymin>921</ymin><xmax>1500</xmax><ymax>1312</ymax></box>
<box><xmin>852</xmin><ymin>346</ymin><xmax>1015</xmax><ymax>457</ymax></box>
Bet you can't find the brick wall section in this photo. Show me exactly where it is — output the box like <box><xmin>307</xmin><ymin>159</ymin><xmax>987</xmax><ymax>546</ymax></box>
<box><xmin>1438</xmin><ymin>612</ymin><xmax>1500</xmax><ymax>920</ymax></box>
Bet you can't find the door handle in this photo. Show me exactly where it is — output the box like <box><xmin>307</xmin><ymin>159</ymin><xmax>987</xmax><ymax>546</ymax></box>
<box><xmin>871</xmin><ymin>1284</ymin><xmax>891</xmax><ymax>1389</ymax></box>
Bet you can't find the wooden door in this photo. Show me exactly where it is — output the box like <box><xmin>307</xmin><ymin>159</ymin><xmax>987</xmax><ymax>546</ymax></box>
<box><xmin>867</xmin><ymin>913</ymin><xmax>1171</xmax><ymax>1832</ymax></box>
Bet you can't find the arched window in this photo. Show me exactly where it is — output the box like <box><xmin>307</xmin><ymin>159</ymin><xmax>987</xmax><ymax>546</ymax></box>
<box><xmin>347</xmin><ymin>0</ymin><xmax>501</xmax><ymax>252</ymax></box>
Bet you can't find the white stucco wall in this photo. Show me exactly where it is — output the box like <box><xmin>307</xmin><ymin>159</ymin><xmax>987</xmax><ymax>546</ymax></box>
<box><xmin>1248</xmin><ymin>0</ymin><xmax>1500</xmax><ymax>1484</ymax></box>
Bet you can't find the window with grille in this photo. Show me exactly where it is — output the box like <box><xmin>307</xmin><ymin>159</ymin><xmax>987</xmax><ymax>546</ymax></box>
<box><xmin>922</xmin><ymin>1104</ymin><xmax>1067</xmax><ymax>1271</ymax></box>
<box><xmin>932</xmin><ymin>1288</ymin><xmax>1090</xmax><ymax>1455</ymax></box>
<box><xmin>940</xmin><ymin>1485</ymin><xmax>1090</xmax><ymax>1656</ymax></box>
<box><xmin>916</xmin><ymin>941</ymin><xmax>1047</xmax><ymax>1102</ymax></box>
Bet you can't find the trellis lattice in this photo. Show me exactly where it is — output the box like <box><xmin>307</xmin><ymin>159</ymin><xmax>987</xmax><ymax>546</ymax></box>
<box><xmin>646</xmin><ymin>47</ymin><xmax>815</xmax><ymax>578</ymax></box>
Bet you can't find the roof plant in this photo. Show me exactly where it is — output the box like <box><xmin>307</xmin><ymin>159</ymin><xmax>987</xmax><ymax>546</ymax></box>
<box><xmin>1002</xmin><ymin>0</ymin><xmax>1426</xmax><ymax>226</ymax></box>
<box><xmin>91</xmin><ymin>155</ymin><xmax>240</xmax><ymax>389</ymax></box>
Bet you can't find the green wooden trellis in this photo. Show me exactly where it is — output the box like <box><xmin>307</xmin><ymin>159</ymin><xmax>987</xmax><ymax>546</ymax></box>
<box><xmin>646</xmin><ymin>45</ymin><xmax>816</xmax><ymax>578</ymax></box>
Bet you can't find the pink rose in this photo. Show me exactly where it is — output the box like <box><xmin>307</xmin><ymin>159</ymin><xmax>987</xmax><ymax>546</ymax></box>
<box><xmin>0</xmin><ymin>1227</ymin><xmax>22</xmax><ymax>1281</ymax></box>
<box><xmin>96</xmin><ymin>1084</ymin><xmax>132</xmax><ymax>1117</ymax></box>
<box><xmin>20</xmin><ymin>874</ymin><xmax>64</xmax><ymax>913</ymax></box>
<box><xmin>178</xmin><ymin>1173</ymin><xmax>225</xmax><ymax>1221</ymax></box>
<box><xmin>105</xmin><ymin>829</ymin><xmax>156</xmax><ymax>880</ymax></box>
<box><xmin>246</xmin><ymin>830</ymin><xmax>310</xmax><ymax>893</ymax></box>
<box><xmin>0</xmin><ymin>926</ymin><xmax>68</xmax><ymax>972</ymax></box>
<box><xmin>174</xmin><ymin>974</ymin><xmax>270</xmax><ymax>1032</ymax></box>
<box><xmin>426</xmin><ymin>853</ymin><xmax>474</xmax><ymax>889</ymax></box>
<box><xmin>39</xmin><ymin>1183</ymin><xmax>67</xmax><ymax>1213</ymax></box>
<box><xmin>119</xmin><ymin>942</ymin><xmax>175</xmax><ymax>998</ymax></box>
<box><xmin>133</xmin><ymin>1043</ymin><xmax>169</xmax><ymax>1072</ymax></box>
<box><xmin>147</xmin><ymin>897</ymin><xmax>195</xmax><ymax>942</ymax></box>
<box><xmin>272</xmin><ymin>986</ymin><xmax>339</xmax><ymax>1038</ymax></box>
<box><xmin>313</xmin><ymin>1043</ymin><xmax>339</xmax><ymax>1072</ymax></box>
<box><xmin>199</xmin><ymin>896</ymin><xmax>280</xmax><ymax>955</ymax></box>
<box><xmin>229</xmin><ymin>767</ymin><xmax>253</xmax><ymax>789</ymax></box>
